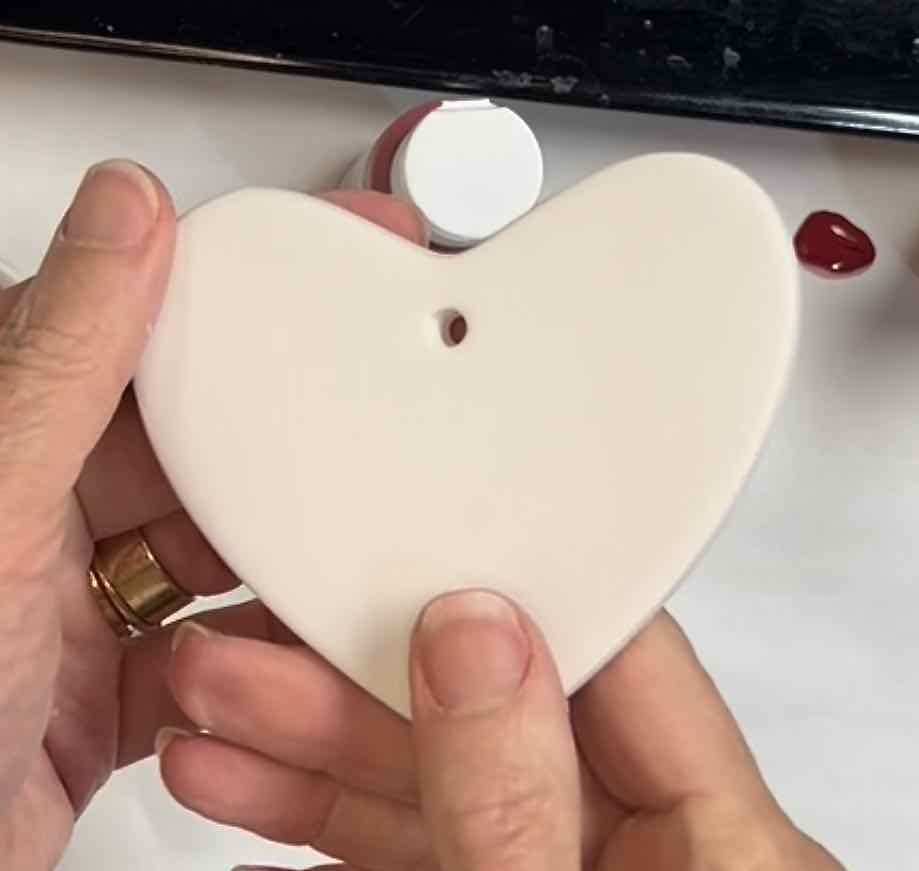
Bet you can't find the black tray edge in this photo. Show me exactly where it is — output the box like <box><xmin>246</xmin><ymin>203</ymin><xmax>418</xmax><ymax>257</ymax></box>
<box><xmin>4</xmin><ymin>25</ymin><xmax>919</xmax><ymax>141</ymax></box>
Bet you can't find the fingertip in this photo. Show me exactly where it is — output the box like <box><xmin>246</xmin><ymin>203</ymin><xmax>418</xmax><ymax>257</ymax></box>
<box><xmin>111</xmin><ymin>159</ymin><xmax>176</xmax><ymax>228</ymax></box>
<box><xmin>413</xmin><ymin>590</ymin><xmax>532</xmax><ymax>716</ymax></box>
<box><xmin>572</xmin><ymin>610</ymin><xmax>765</xmax><ymax>810</ymax></box>
<box><xmin>157</xmin><ymin>731</ymin><xmax>217</xmax><ymax>811</ymax></box>
<box><xmin>167</xmin><ymin>620</ymin><xmax>222</xmax><ymax>729</ymax></box>
<box><xmin>606</xmin><ymin>610</ymin><xmax>703</xmax><ymax>681</ymax></box>
<box><xmin>59</xmin><ymin>160</ymin><xmax>176</xmax><ymax>252</ymax></box>
<box><xmin>155</xmin><ymin>726</ymin><xmax>193</xmax><ymax>759</ymax></box>
<box><xmin>171</xmin><ymin>619</ymin><xmax>216</xmax><ymax>655</ymax></box>
<box><xmin>156</xmin><ymin>728</ymin><xmax>204</xmax><ymax>807</ymax></box>
<box><xmin>141</xmin><ymin>162</ymin><xmax>178</xmax><ymax>229</ymax></box>
<box><xmin>157</xmin><ymin>733</ymin><xmax>256</xmax><ymax>822</ymax></box>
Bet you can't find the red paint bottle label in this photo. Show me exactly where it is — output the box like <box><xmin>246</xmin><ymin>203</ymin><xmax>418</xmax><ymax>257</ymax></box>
<box><xmin>341</xmin><ymin>101</ymin><xmax>441</xmax><ymax>193</ymax></box>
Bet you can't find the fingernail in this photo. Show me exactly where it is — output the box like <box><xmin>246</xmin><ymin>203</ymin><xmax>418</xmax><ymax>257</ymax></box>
<box><xmin>418</xmin><ymin>591</ymin><xmax>530</xmax><ymax>713</ymax></box>
<box><xmin>155</xmin><ymin>726</ymin><xmax>191</xmax><ymax>758</ymax></box>
<box><xmin>171</xmin><ymin>620</ymin><xmax>215</xmax><ymax>654</ymax></box>
<box><xmin>63</xmin><ymin>159</ymin><xmax>160</xmax><ymax>248</ymax></box>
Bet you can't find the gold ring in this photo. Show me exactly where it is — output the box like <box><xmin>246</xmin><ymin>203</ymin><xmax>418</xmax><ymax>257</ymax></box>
<box><xmin>88</xmin><ymin>530</ymin><xmax>194</xmax><ymax>639</ymax></box>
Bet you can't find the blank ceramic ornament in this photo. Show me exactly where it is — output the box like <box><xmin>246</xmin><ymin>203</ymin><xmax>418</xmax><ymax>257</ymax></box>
<box><xmin>136</xmin><ymin>153</ymin><xmax>798</xmax><ymax>716</ymax></box>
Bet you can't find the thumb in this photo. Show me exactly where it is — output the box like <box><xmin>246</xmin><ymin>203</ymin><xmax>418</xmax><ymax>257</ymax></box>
<box><xmin>410</xmin><ymin>591</ymin><xmax>581</xmax><ymax>871</ymax></box>
<box><xmin>0</xmin><ymin>161</ymin><xmax>174</xmax><ymax>808</ymax></box>
<box><xmin>0</xmin><ymin>159</ymin><xmax>176</xmax><ymax>522</ymax></box>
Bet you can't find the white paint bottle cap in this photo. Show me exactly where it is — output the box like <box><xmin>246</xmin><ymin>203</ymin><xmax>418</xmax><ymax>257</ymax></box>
<box><xmin>387</xmin><ymin>100</ymin><xmax>543</xmax><ymax>249</ymax></box>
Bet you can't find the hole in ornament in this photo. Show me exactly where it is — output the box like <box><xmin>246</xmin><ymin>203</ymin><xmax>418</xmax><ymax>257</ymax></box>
<box><xmin>435</xmin><ymin>309</ymin><xmax>468</xmax><ymax>347</ymax></box>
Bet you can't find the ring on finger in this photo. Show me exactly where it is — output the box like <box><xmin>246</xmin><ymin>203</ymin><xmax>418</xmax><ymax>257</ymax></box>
<box><xmin>88</xmin><ymin>529</ymin><xmax>194</xmax><ymax>640</ymax></box>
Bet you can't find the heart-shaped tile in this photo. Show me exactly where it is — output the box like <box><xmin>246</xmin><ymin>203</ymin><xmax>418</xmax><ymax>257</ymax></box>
<box><xmin>136</xmin><ymin>153</ymin><xmax>797</xmax><ymax>715</ymax></box>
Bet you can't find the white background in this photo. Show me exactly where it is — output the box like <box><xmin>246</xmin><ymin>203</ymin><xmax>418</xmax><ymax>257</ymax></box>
<box><xmin>0</xmin><ymin>39</ymin><xmax>916</xmax><ymax>871</ymax></box>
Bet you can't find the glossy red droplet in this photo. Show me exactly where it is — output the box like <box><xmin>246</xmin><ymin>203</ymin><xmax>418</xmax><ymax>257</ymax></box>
<box><xmin>794</xmin><ymin>211</ymin><xmax>876</xmax><ymax>277</ymax></box>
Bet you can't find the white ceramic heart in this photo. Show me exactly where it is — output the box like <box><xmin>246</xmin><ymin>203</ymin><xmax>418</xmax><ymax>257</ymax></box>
<box><xmin>136</xmin><ymin>153</ymin><xmax>798</xmax><ymax>715</ymax></box>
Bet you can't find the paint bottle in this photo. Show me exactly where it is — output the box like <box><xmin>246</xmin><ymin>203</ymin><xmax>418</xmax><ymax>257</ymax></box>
<box><xmin>342</xmin><ymin>99</ymin><xmax>543</xmax><ymax>250</ymax></box>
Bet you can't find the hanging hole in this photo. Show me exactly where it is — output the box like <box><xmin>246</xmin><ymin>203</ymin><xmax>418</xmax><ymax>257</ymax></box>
<box><xmin>435</xmin><ymin>309</ymin><xmax>468</xmax><ymax>347</ymax></box>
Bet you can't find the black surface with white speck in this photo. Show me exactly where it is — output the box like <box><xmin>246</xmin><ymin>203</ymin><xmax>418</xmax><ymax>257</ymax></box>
<box><xmin>3</xmin><ymin>2</ymin><xmax>919</xmax><ymax>137</ymax></box>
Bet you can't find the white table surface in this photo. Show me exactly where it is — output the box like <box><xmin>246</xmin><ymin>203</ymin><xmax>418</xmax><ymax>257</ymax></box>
<box><xmin>1</xmin><ymin>39</ymin><xmax>916</xmax><ymax>871</ymax></box>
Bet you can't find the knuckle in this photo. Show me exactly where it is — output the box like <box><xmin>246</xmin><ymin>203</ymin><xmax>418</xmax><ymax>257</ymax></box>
<box><xmin>1</xmin><ymin>320</ymin><xmax>98</xmax><ymax>385</ymax></box>
<box><xmin>0</xmin><ymin>320</ymin><xmax>99</xmax><ymax>457</ymax></box>
<box><xmin>444</xmin><ymin>778</ymin><xmax>555</xmax><ymax>863</ymax></box>
<box><xmin>305</xmin><ymin>779</ymin><xmax>344</xmax><ymax>846</ymax></box>
<box><xmin>684</xmin><ymin>801</ymin><xmax>791</xmax><ymax>871</ymax></box>
<box><xmin>0</xmin><ymin>300</ymin><xmax>99</xmax><ymax>495</ymax></box>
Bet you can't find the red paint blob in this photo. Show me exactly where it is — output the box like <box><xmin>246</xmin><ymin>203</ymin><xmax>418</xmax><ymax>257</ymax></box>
<box><xmin>794</xmin><ymin>211</ymin><xmax>876</xmax><ymax>278</ymax></box>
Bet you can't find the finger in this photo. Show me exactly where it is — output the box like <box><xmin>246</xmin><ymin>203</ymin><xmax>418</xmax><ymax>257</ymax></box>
<box><xmin>318</xmin><ymin>190</ymin><xmax>429</xmax><ymax>246</ymax></box>
<box><xmin>83</xmin><ymin>425</ymin><xmax>244</xmax><ymax>598</ymax></box>
<box><xmin>0</xmin><ymin>278</ymin><xmax>31</xmax><ymax>322</ymax></box>
<box><xmin>76</xmin><ymin>191</ymin><xmax>427</xmax><ymax>541</ymax></box>
<box><xmin>142</xmin><ymin>509</ymin><xmax>239</xmax><ymax>596</ymax></box>
<box><xmin>127</xmin><ymin>606</ymin><xmax>614</xmax><ymax>863</ymax></box>
<box><xmin>82</xmin><ymin>507</ymin><xmax>245</xmax><ymax>770</ymax></box>
<box><xmin>77</xmin><ymin>388</ymin><xmax>179</xmax><ymax>539</ymax></box>
<box><xmin>411</xmin><ymin>591</ymin><xmax>581</xmax><ymax>871</ymax></box>
<box><xmin>0</xmin><ymin>160</ymin><xmax>175</xmax><ymax>524</ymax></box>
<box><xmin>0</xmin><ymin>160</ymin><xmax>174</xmax><ymax>806</ymax></box>
<box><xmin>166</xmin><ymin>621</ymin><xmax>416</xmax><ymax>801</ymax></box>
<box><xmin>116</xmin><ymin>600</ymin><xmax>297</xmax><ymax>766</ymax></box>
<box><xmin>158</xmin><ymin>733</ymin><xmax>434</xmax><ymax>871</ymax></box>
<box><xmin>572</xmin><ymin>611</ymin><xmax>769</xmax><ymax>812</ymax></box>
<box><xmin>579</xmin><ymin>758</ymin><xmax>628</xmax><ymax>868</ymax></box>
